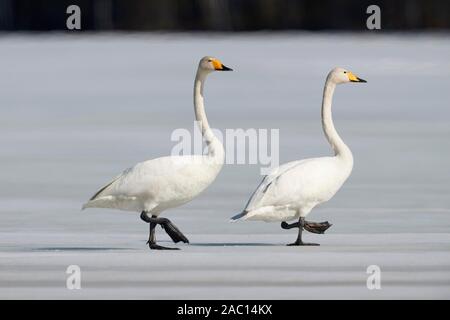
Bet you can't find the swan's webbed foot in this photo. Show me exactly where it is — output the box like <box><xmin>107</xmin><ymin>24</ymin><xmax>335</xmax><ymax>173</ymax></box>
<box><xmin>147</xmin><ymin>241</ymin><xmax>180</xmax><ymax>250</ymax></box>
<box><xmin>140</xmin><ymin>211</ymin><xmax>189</xmax><ymax>250</ymax></box>
<box><xmin>161</xmin><ymin>221</ymin><xmax>189</xmax><ymax>244</ymax></box>
<box><xmin>281</xmin><ymin>220</ymin><xmax>332</xmax><ymax>234</ymax></box>
<box><xmin>303</xmin><ymin>221</ymin><xmax>332</xmax><ymax>234</ymax></box>
<box><xmin>284</xmin><ymin>217</ymin><xmax>323</xmax><ymax>246</ymax></box>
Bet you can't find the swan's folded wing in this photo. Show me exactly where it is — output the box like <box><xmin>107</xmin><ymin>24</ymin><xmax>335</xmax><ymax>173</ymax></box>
<box><xmin>87</xmin><ymin>175</ymin><xmax>121</xmax><ymax>201</ymax></box>
<box><xmin>243</xmin><ymin>160</ymin><xmax>305</xmax><ymax>212</ymax></box>
<box><xmin>82</xmin><ymin>155</ymin><xmax>202</xmax><ymax>209</ymax></box>
<box><xmin>82</xmin><ymin>169</ymin><xmax>131</xmax><ymax>209</ymax></box>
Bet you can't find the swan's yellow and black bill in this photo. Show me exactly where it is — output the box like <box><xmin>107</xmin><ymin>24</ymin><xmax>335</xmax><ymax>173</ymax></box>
<box><xmin>212</xmin><ymin>59</ymin><xmax>233</xmax><ymax>71</ymax></box>
<box><xmin>347</xmin><ymin>71</ymin><xmax>367</xmax><ymax>83</ymax></box>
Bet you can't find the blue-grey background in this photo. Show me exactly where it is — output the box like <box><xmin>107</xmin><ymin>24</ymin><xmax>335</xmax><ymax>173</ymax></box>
<box><xmin>0</xmin><ymin>33</ymin><xmax>449</xmax><ymax>299</ymax></box>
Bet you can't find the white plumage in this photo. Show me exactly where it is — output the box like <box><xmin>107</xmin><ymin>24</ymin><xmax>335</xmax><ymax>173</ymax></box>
<box><xmin>238</xmin><ymin>156</ymin><xmax>352</xmax><ymax>222</ymax></box>
<box><xmin>82</xmin><ymin>155</ymin><xmax>223</xmax><ymax>214</ymax></box>
<box><xmin>232</xmin><ymin>67</ymin><xmax>366</xmax><ymax>245</ymax></box>
<box><xmin>83</xmin><ymin>56</ymin><xmax>232</xmax><ymax>250</ymax></box>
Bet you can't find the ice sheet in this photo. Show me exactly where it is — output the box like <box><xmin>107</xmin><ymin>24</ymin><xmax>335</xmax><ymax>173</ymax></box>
<box><xmin>0</xmin><ymin>33</ymin><xmax>449</xmax><ymax>299</ymax></box>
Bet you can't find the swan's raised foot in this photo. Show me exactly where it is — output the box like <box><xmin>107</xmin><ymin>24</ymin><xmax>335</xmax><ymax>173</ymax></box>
<box><xmin>281</xmin><ymin>220</ymin><xmax>332</xmax><ymax>234</ymax></box>
<box><xmin>147</xmin><ymin>242</ymin><xmax>180</xmax><ymax>250</ymax></box>
<box><xmin>161</xmin><ymin>221</ymin><xmax>190</xmax><ymax>244</ymax></box>
<box><xmin>304</xmin><ymin>221</ymin><xmax>332</xmax><ymax>234</ymax></box>
<box><xmin>140</xmin><ymin>212</ymin><xmax>189</xmax><ymax>249</ymax></box>
<box><xmin>287</xmin><ymin>242</ymin><xmax>320</xmax><ymax>246</ymax></box>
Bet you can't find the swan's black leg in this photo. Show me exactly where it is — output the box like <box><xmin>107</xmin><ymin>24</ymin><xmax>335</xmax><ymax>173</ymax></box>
<box><xmin>140</xmin><ymin>212</ymin><xmax>189</xmax><ymax>250</ymax></box>
<box><xmin>147</xmin><ymin>218</ymin><xmax>173</xmax><ymax>250</ymax></box>
<box><xmin>148</xmin><ymin>219</ymin><xmax>156</xmax><ymax>244</ymax></box>
<box><xmin>281</xmin><ymin>221</ymin><xmax>299</xmax><ymax>229</ymax></box>
<box><xmin>287</xmin><ymin>217</ymin><xmax>320</xmax><ymax>246</ymax></box>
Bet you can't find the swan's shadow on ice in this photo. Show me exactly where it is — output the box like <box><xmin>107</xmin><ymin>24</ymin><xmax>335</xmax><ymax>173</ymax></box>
<box><xmin>33</xmin><ymin>247</ymin><xmax>132</xmax><ymax>252</ymax></box>
<box><xmin>190</xmin><ymin>243</ymin><xmax>278</xmax><ymax>247</ymax></box>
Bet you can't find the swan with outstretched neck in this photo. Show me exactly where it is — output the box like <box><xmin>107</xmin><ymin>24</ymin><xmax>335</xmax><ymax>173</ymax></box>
<box><xmin>232</xmin><ymin>67</ymin><xmax>366</xmax><ymax>246</ymax></box>
<box><xmin>83</xmin><ymin>56</ymin><xmax>232</xmax><ymax>250</ymax></box>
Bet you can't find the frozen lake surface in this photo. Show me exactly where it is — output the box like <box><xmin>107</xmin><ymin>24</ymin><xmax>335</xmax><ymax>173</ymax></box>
<box><xmin>0</xmin><ymin>33</ymin><xmax>449</xmax><ymax>299</ymax></box>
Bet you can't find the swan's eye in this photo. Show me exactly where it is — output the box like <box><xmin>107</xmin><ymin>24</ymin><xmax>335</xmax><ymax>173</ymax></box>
<box><xmin>343</xmin><ymin>71</ymin><xmax>347</xmax><ymax>74</ymax></box>
<box><xmin>208</xmin><ymin>59</ymin><xmax>212</xmax><ymax>62</ymax></box>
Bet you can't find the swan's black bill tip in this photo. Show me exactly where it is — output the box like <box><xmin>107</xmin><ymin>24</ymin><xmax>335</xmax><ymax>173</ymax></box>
<box><xmin>352</xmin><ymin>77</ymin><xmax>367</xmax><ymax>83</ymax></box>
<box><xmin>220</xmin><ymin>64</ymin><xmax>233</xmax><ymax>71</ymax></box>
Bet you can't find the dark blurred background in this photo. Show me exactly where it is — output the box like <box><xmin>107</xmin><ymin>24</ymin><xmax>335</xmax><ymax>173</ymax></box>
<box><xmin>0</xmin><ymin>0</ymin><xmax>449</xmax><ymax>31</ymax></box>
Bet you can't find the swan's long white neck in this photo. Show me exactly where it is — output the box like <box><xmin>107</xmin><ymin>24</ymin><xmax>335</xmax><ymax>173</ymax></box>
<box><xmin>194</xmin><ymin>70</ymin><xmax>224</xmax><ymax>160</ymax></box>
<box><xmin>321</xmin><ymin>78</ymin><xmax>353</xmax><ymax>164</ymax></box>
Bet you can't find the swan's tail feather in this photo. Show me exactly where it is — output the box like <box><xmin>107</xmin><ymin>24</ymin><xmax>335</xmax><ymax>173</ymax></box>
<box><xmin>230</xmin><ymin>211</ymin><xmax>248</xmax><ymax>222</ymax></box>
<box><xmin>81</xmin><ymin>201</ymin><xmax>94</xmax><ymax>210</ymax></box>
<box><xmin>80</xmin><ymin>199</ymin><xmax>103</xmax><ymax>210</ymax></box>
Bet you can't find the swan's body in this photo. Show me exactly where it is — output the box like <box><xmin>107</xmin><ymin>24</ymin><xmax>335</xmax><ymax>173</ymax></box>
<box><xmin>237</xmin><ymin>155</ymin><xmax>353</xmax><ymax>222</ymax></box>
<box><xmin>232</xmin><ymin>68</ymin><xmax>366</xmax><ymax>245</ymax></box>
<box><xmin>82</xmin><ymin>154</ymin><xmax>223</xmax><ymax>214</ymax></box>
<box><xmin>83</xmin><ymin>56</ymin><xmax>232</xmax><ymax>250</ymax></box>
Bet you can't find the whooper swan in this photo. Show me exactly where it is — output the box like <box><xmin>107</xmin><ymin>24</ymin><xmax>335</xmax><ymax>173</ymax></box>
<box><xmin>231</xmin><ymin>67</ymin><xmax>366</xmax><ymax>246</ymax></box>
<box><xmin>83</xmin><ymin>56</ymin><xmax>232</xmax><ymax>250</ymax></box>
